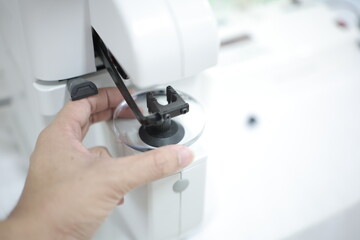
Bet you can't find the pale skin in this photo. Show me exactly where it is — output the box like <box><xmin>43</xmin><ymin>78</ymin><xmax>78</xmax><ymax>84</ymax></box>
<box><xmin>0</xmin><ymin>88</ymin><xmax>194</xmax><ymax>240</ymax></box>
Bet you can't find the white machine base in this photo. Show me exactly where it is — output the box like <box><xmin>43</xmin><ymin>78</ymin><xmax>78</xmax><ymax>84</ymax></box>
<box><xmin>94</xmin><ymin>140</ymin><xmax>207</xmax><ymax>240</ymax></box>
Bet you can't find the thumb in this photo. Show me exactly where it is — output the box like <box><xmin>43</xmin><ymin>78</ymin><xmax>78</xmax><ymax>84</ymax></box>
<box><xmin>114</xmin><ymin>145</ymin><xmax>194</xmax><ymax>192</ymax></box>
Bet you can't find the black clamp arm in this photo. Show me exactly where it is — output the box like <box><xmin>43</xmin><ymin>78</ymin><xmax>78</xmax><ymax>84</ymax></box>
<box><xmin>147</xmin><ymin>86</ymin><xmax>189</xmax><ymax>118</ymax></box>
<box><xmin>92</xmin><ymin>28</ymin><xmax>189</xmax><ymax>128</ymax></box>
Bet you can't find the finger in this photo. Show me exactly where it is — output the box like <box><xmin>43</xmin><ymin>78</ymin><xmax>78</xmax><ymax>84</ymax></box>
<box><xmin>89</xmin><ymin>146</ymin><xmax>112</xmax><ymax>158</ymax></box>
<box><xmin>90</xmin><ymin>108</ymin><xmax>115</xmax><ymax>124</ymax></box>
<box><xmin>115</xmin><ymin>106</ymin><xmax>144</xmax><ymax>119</ymax></box>
<box><xmin>53</xmin><ymin>88</ymin><xmax>123</xmax><ymax>140</ymax></box>
<box><xmin>60</xmin><ymin>87</ymin><xmax>123</xmax><ymax>125</ymax></box>
<box><xmin>114</xmin><ymin>106</ymin><xmax>139</xmax><ymax>119</ymax></box>
<box><xmin>113</xmin><ymin>145</ymin><xmax>194</xmax><ymax>193</ymax></box>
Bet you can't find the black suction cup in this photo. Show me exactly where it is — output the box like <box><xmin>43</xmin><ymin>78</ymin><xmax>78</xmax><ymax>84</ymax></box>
<box><xmin>113</xmin><ymin>90</ymin><xmax>205</xmax><ymax>152</ymax></box>
<box><xmin>139</xmin><ymin>120</ymin><xmax>185</xmax><ymax>147</ymax></box>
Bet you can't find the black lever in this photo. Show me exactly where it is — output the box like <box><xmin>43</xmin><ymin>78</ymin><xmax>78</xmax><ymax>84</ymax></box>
<box><xmin>92</xmin><ymin>29</ymin><xmax>189</xmax><ymax>130</ymax></box>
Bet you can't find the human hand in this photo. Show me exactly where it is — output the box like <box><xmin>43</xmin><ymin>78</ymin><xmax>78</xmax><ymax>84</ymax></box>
<box><xmin>0</xmin><ymin>88</ymin><xmax>193</xmax><ymax>240</ymax></box>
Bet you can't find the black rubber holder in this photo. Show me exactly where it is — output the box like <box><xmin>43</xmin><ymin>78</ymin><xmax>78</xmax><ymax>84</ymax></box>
<box><xmin>139</xmin><ymin>120</ymin><xmax>185</xmax><ymax>148</ymax></box>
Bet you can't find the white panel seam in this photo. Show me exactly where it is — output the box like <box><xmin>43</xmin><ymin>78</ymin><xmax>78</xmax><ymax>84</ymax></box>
<box><xmin>165</xmin><ymin>0</ymin><xmax>185</xmax><ymax>78</ymax></box>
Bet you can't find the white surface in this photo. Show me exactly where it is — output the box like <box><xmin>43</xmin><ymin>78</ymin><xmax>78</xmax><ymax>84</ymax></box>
<box><xmin>0</xmin><ymin>0</ymin><xmax>53</xmax><ymax>155</ymax></box>
<box><xmin>19</xmin><ymin>0</ymin><xmax>96</xmax><ymax>81</ymax></box>
<box><xmin>194</xmin><ymin>46</ymin><xmax>360</xmax><ymax>240</ymax></box>
<box><xmin>0</xmin><ymin>107</ymin><xmax>27</xmax><ymax>219</ymax></box>
<box><xmin>190</xmin><ymin>4</ymin><xmax>360</xmax><ymax>239</ymax></box>
<box><xmin>33</xmin><ymin>81</ymin><xmax>67</xmax><ymax>116</ymax></box>
<box><xmin>181</xmin><ymin>157</ymin><xmax>207</xmax><ymax>234</ymax></box>
<box><xmin>149</xmin><ymin>174</ymin><xmax>180</xmax><ymax>240</ymax></box>
<box><xmin>90</xmin><ymin>0</ymin><xmax>218</xmax><ymax>88</ymax></box>
<box><xmin>94</xmin><ymin>142</ymin><xmax>207</xmax><ymax>240</ymax></box>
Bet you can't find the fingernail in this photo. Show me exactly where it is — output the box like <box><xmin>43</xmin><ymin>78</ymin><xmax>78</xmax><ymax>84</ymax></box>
<box><xmin>178</xmin><ymin>147</ymin><xmax>194</xmax><ymax>168</ymax></box>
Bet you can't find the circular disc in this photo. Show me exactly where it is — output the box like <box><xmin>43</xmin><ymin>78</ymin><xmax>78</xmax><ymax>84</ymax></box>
<box><xmin>113</xmin><ymin>89</ymin><xmax>205</xmax><ymax>152</ymax></box>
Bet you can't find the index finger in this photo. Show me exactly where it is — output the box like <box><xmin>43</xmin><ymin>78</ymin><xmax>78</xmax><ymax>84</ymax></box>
<box><xmin>56</xmin><ymin>87</ymin><xmax>124</xmax><ymax>133</ymax></box>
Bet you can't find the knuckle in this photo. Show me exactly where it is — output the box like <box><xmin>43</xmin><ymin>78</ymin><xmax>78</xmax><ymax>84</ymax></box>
<box><xmin>38</xmin><ymin>127</ymin><xmax>49</xmax><ymax>138</ymax></box>
<box><xmin>37</xmin><ymin>128</ymin><xmax>51</xmax><ymax>145</ymax></box>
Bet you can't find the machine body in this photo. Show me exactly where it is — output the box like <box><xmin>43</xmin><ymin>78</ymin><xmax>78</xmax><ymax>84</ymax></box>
<box><xmin>105</xmin><ymin>139</ymin><xmax>208</xmax><ymax>240</ymax></box>
<box><xmin>0</xmin><ymin>0</ymin><xmax>219</xmax><ymax>239</ymax></box>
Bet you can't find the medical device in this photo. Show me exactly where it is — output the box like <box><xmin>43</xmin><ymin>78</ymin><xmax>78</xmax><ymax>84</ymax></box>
<box><xmin>0</xmin><ymin>0</ymin><xmax>219</xmax><ymax>239</ymax></box>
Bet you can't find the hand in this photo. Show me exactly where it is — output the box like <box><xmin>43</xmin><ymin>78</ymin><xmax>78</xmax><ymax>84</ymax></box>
<box><xmin>0</xmin><ymin>88</ymin><xmax>194</xmax><ymax>240</ymax></box>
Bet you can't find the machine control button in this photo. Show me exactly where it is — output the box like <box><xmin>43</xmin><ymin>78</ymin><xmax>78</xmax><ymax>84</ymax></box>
<box><xmin>173</xmin><ymin>179</ymin><xmax>190</xmax><ymax>193</ymax></box>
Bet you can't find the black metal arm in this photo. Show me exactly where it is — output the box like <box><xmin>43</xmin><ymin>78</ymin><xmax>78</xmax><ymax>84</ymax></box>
<box><xmin>92</xmin><ymin>29</ymin><xmax>189</xmax><ymax>128</ymax></box>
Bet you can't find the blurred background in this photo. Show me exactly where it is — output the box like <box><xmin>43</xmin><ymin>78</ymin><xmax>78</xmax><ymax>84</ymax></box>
<box><xmin>1</xmin><ymin>0</ymin><xmax>360</xmax><ymax>239</ymax></box>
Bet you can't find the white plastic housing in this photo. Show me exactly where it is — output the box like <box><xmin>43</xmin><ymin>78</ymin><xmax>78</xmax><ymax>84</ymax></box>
<box><xmin>33</xmin><ymin>81</ymin><xmax>67</xmax><ymax>116</ymax></box>
<box><xmin>18</xmin><ymin>0</ymin><xmax>218</xmax><ymax>87</ymax></box>
<box><xmin>89</xmin><ymin>0</ymin><xmax>219</xmax><ymax>88</ymax></box>
<box><xmin>110</xmin><ymin>141</ymin><xmax>207</xmax><ymax>240</ymax></box>
<box><xmin>19</xmin><ymin>0</ymin><xmax>96</xmax><ymax>81</ymax></box>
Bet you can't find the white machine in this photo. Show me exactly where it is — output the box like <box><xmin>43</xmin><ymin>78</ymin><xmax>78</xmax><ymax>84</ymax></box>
<box><xmin>0</xmin><ymin>0</ymin><xmax>219</xmax><ymax>239</ymax></box>
<box><xmin>4</xmin><ymin>0</ymin><xmax>360</xmax><ymax>239</ymax></box>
